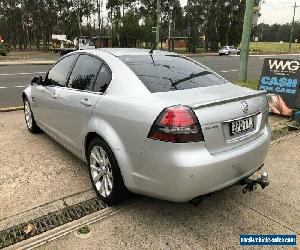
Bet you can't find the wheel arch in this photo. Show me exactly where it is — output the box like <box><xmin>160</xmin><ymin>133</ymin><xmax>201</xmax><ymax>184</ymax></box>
<box><xmin>83</xmin><ymin>119</ymin><xmax>134</xmax><ymax>189</ymax></box>
<box><xmin>22</xmin><ymin>87</ymin><xmax>32</xmax><ymax>102</ymax></box>
<box><xmin>83</xmin><ymin>127</ymin><xmax>124</xmax><ymax>164</ymax></box>
<box><xmin>84</xmin><ymin>130</ymin><xmax>132</xmax><ymax>187</ymax></box>
<box><xmin>84</xmin><ymin>132</ymin><xmax>103</xmax><ymax>162</ymax></box>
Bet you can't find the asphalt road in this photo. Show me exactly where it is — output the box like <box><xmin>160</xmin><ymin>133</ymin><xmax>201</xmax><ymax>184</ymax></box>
<box><xmin>0</xmin><ymin>64</ymin><xmax>52</xmax><ymax>108</ymax></box>
<box><xmin>1</xmin><ymin>54</ymin><xmax>300</xmax><ymax>108</ymax></box>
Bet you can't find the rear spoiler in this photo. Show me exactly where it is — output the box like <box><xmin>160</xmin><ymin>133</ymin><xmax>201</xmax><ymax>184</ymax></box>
<box><xmin>190</xmin><ymin>91</ymin><xmax>266</xmax><ymax>110</ymax></box>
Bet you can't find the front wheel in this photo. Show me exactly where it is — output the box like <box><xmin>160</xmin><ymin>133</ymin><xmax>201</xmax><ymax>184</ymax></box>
<box><xmin>24</xmin><ymin>98</ymin><xmax>41</xmax><ymax>133</ymax></box>
<box><xmin>88</xmin><ymin>138</ymin><xmax>129</xmax><ymax>205</ymax></box>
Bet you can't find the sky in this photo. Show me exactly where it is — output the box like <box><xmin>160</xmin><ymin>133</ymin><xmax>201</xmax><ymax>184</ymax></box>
<box><xmin>179</xmin><ymin>0</ymin><xmax>299</xmax><ymax>25</ymax></box>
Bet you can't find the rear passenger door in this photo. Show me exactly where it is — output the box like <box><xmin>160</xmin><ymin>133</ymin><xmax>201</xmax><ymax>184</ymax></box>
<box><xmin>53</xmin><ymin>54</ymin><xmax>104</xmax><ymax>151</ymax></box>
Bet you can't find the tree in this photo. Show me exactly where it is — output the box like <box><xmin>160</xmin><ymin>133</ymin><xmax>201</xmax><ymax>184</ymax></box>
<box><xmin>0</xmin><ymin>0</ymin><xmax>98</xmax><ymax>49</ymax></box>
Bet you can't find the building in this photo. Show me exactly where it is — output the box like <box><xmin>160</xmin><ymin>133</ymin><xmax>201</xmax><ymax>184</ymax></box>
<box><xmin>93</xmin><ymin>36</ymin><xmax>112</xmax><ymax>48</ymax></box>
<box><xmin>165</xmin><ymin>36</ymin><xmax>206</xmax><ymax>49</ymax></box>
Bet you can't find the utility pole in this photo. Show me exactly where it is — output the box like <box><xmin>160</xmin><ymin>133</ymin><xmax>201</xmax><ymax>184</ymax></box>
<box><xmin>289</xmin><ymin>2</ymin><xmax>297</xmax><ymax>52</ymax></box>
<box><xmin>168</xmin><ymin>18</ymin><xmax>171</xmax><ymax>51</ymax></box>
<box><xmin>239</xmin><ymin>0</ymin><xmax>255</xmax><ymax>82</ymax></box>
<box><xmin>168</xmin><ymin>6</ymin><xmax>173</xmax><ymax>51</ymax></box>
<box><xmin>77</xmin><ymin>1</ymin><xmax>82</xmax><ymax>37</ymax></box>
<box><xmin>98</xmin><ymin>0</ymin><xmax>101</xmax><ymax>48</ymax></box>
<box><xmin>156</xmin><ymin>0</ymin><xmax>161</xmax><ymax>48</ymax></box>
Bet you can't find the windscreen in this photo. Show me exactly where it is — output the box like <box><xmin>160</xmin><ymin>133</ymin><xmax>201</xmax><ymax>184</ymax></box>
<box><xmin>119</xmin><ymin>54</ymin><xmax>226</xmax><ymax>93</ymax></box>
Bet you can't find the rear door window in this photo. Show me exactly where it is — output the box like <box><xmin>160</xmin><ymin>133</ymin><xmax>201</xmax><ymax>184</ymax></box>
<box><xmin>119</xmin><ymin>55</ymin><xmax>226</xmax><ymax>93</ymax></box>
<box><xmin>93</xmin><ymin>64</ymin><xmax>112</xmax><ymax>93</ymax></box>
<box><xmin>46</xmin><ymin>54</ymin><xmax>77</xmax><ymax>87</ymax></box>
<box><xmin>68</xmin><ymin>54</ymin><xmax>102</xmax><ymax>91</ymax></box>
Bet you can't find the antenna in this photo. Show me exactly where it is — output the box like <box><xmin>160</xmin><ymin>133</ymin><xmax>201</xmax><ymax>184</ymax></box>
<box><xmin>149</xmin><ymin>47</ymin><xmax>155</xmax><ymax>54</ymax></box>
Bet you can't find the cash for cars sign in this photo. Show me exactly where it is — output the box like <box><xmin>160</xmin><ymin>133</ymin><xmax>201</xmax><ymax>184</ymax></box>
<box><xmin>259</xmin><ymin>58</ymin><xmax>300</xmax><ymax>115</ymax></box>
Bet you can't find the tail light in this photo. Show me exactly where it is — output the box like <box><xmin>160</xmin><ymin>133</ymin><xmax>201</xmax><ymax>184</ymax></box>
<box><xmin>148</xmin><ymin>105</ymin><xmax>204</xmax><ymax>143</ymax></box>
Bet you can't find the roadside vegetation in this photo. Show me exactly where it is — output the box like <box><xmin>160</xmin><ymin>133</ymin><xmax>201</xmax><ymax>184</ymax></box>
<box><xmin>77</xmin><ymin>226</ymin><xmax>91</xmax><ymax>235</ymax></box>
<box><xmin>234</xmin><ymin>80</ymin><xmax>259</xmax><ymax>90</ymax></box>
<box><xmin>0</xmin><ymin>0</ymin><xmax>258</xmax><ymax>52</ymax></box>
<box><xmin>0</xmin><ymin>43</ymin><xmax>8</xmax><ymax>56</ymax></box>
<box><xmin>249</xmin><ymin>42</ymin><xmax>300</xmax><ymax>54</ymax></box>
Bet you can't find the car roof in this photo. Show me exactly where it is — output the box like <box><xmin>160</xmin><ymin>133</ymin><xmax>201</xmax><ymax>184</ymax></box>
<box><xmin>92</xmin><ymin>48</ymin><xmax>178</xmax><ymax>57</ymax></box>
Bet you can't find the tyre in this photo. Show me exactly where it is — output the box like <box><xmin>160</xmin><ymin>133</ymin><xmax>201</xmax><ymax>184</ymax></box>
<box><xmin>88</xmin><ymin>138</ymin><xmax>129</xmax><ymax>205</ymax></box>
<box><xmin>23</xmin><ymin>97</ymin><xmax>41</xmax><ymax>133</ymax></box>
<box><xmin>219</xmin><ymin>53</ymin><xmax>222</xmax><ymax>56</ymax></box>
<box><xmin>237</xmin><ymin>51</ymin><xmax>240</xmax><ymax>55</ymax></box>
<box><xmin>228</xmin><ymin>51</ymin><xmax>231</xmax><ymax>55</ymax></box>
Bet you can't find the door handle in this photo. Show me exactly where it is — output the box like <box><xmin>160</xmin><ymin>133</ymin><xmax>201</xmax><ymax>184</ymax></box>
<box><xmin>80</xmin><ymin>99</ymin><xmax>92</xmax><ymax>106</ymax></box>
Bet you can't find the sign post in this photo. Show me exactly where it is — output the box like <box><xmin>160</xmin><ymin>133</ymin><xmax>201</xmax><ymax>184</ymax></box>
<box><xmin>259</xmin><ymin>58</ymin><xmax>300</xmax><ymax>116</ymax></box>
<box><xmin>239</xmin><ymin>0</ymin><xmax>255</xmax><ymax>82</ymax></box>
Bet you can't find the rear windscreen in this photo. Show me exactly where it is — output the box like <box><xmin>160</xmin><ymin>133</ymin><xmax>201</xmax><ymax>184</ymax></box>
<box><xmin>119</xmin><ymin>55</ymin><xmax>226</xmax><ymax>93</ymax></box>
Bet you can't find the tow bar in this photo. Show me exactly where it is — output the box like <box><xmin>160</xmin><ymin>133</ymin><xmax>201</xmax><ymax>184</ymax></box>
<box><xmin>240</xmin><ymin>171</ymin><xmax>269</xmax><ymax>194</ymax></box>
<box><xmin>190</xmin><ymin>170</ymin><xmax>270</xmax><ymax>206</ymax></box>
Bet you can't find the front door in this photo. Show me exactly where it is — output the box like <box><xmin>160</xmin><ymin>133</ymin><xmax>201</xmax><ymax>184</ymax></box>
<box><xmin>31</xmin><ymin>54</ymin><xmax>78</xmax><ymax>132</ymax></box>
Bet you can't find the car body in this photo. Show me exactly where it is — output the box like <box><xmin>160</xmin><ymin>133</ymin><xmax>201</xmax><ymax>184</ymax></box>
<box><xmin>23</xmin><ymin>48</ymin><xmax>271</xmax><ymax>204</ymax></box>
<box><xmin>219</xmin><ymin>46</ymin><xmax>240</xmax><ymax>56</ymax></box>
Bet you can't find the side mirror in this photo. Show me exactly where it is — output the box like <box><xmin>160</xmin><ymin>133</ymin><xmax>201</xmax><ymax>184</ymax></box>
<box><xmin>31</xmin><ymin>75</ymin><xmax>43</xmax><ymax>85</ymax></box>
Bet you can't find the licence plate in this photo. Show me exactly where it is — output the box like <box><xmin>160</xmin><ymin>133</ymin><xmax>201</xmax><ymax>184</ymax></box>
<box><xmin>230</xmin><ymin>116</ymin><xmax>254</xmax><ymax>135</ymax></box>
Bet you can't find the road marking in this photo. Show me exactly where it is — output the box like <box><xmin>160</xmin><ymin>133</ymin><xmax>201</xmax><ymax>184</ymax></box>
<box><xmin>0</xmin><ymin>85</ymin><xmax>27</xmax><ymax>89</ymax></box>
<box><xmin>0</xmin><ymin>72</ymin><xmax>46</xmax><ymax>76</ymax></box>
<box><xmin>0</xmin><ymin>106</ymin><xmax>24</xmax><ymax>112</ymax></box>
<box><xmin>220</xmin><ymin>69</ymin><xmax>238</xmax><ymax>73</ymax></box>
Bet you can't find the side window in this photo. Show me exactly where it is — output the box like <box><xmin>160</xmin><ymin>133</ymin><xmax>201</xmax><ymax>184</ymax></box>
<box><xmin>93</xmin><ymin>64</ymin><xmax>112</xmax><ymax>93</ymax></box>
<box><xmin>46</xmin><ymin>55</ymin><xmax>76</xmax><ymax>87</ymax></box>
<box><xmin>68</xmin><ymin>55</ymin><xmax>102</xmax><ymax>91</ymax></box>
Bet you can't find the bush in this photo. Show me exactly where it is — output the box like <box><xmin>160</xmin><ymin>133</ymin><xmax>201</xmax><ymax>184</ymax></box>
<box><xmin>0</xmin><ymin>43</ymin><xmax>9</xmax><ymax>56</ymax></box>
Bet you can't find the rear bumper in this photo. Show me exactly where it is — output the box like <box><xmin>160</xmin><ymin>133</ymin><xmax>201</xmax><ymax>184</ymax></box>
<box><xmin>124</xmin><ymin>125</ymin><xmax>271</xmax><ymax>202</ymax></box>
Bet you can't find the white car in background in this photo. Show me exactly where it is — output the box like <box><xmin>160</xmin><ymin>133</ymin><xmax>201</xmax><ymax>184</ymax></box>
<box><xmin>219</xmin><ymin>46</ymin><xmax>240</xmax><ymax>56</ymax></box>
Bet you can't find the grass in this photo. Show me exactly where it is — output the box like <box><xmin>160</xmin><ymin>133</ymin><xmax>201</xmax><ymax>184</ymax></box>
<box><xmin>234</xmin><ymin>80</ymin><xmax>259</xmax><ymax>90</ymax></box>
<box><xmin>176</xmin><ymin>42</ymin><xmax>300</xmax><ymax>54</ymax></box>
<box><xmin>77</xmin><ymin>226</ymin><xmax>91</xmax><ymax>235</ymax></box>
<box><xmin>162</xmin><ymin>41</ymin><xmax>300</xmax><ymax>55</ymax></box>
<box><xmin>271</xmin><ymin>127</ymin><xmax>290</xmax><ymax>141</ymax></box>
<box><xmin>249</xmin><ymin>42</ymin><xmax>300</xmax><ymax>54</ymax></box>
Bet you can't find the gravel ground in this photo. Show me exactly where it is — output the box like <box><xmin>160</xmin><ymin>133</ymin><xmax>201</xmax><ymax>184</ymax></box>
<box><xmin>0</xmin><ymin>111</ymin><xmax>299</xmax><ymax>249</ymax></box>
<box><xmin>41</xmin><ymin>133</ymin><xmax>300</xmax><ymax>249</ymax></box>
<box><xmin>0</xmin><ymin>111</ymin><xmax>93</xmax><ymax>229</ymax></box>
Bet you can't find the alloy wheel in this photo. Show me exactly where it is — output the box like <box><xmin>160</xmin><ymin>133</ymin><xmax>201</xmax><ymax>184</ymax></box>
<box><xmin>90</xmin><ymin>145</ymin><xmax>113</xmax><ymax>197</ymax></box>
<box><xmin>24</xmin><ymin>100</ymin><xmax>33</xmax><ymax>129</ymax></box>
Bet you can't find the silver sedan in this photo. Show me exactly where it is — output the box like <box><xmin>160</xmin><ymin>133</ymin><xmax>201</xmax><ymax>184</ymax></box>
<box><xmin>23</xmin><ymin>48</ymin><xmax>271</xmax><ymax>205</ymax></box>
<box><xmin>219</xmin><ymin>46</ymin><xmax>240</xmax><ymax>56</ymax></box>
